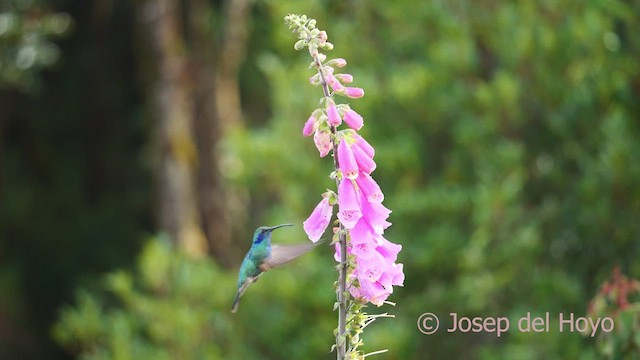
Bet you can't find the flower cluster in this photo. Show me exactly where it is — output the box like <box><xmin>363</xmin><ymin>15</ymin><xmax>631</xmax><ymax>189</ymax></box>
<box><xmin>299</xmin><ymin>36</ymin><xmax>404</xmax><ymax>306</ymax></box>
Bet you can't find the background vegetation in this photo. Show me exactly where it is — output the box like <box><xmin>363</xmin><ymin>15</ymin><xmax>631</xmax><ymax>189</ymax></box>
<box><xmin>1</xmin><ymin>0</ymin><xmax>639</xmax><ymax>359</ymax></box>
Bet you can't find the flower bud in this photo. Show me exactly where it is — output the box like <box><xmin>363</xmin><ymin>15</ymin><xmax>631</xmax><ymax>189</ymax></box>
<box><xmin>318</xmin><ymin>30</ymin><xmax>327</xmax><ymax>45</ymax></box>
<box><xmin>328</xmin><ymin>58</ymin><xmax>347</xmax><ymax>67</ymax></box>
<box><xmin>309</xmin><ymin>73</ymin><xmax>320</xmax><ymax>85</ymax></box>
<box><xmin>302</xmin><ymin>114</ymin><xmax>317</xmax><ymax>137</ymax></box>
<box><xmin>326</xmin><ymin>73</ymin><xmax>344</xmax><ymax>92</ymax></box>
<box><xmin>326</xmin><ymin>100</ymin><xmax>342</xmax><ymax>126</ymax></box>
<box><xmin>335</xmin><ymin>74</ymin><xmax>353</xmax><ymax>84</ymax></box>
<box><xmin>344</xmin><ymin>87</ymin><xmax>365</xmax><ymax>99</ymax></box>
<box><xmin>294</xmin><ymin>39</ymin><xmax>306</xmax><ymax>50</ymax></box>
<box><xmin>343</xmin><ymin>108</ymin><xmax>364</xmax><ymax>131</ymax></box>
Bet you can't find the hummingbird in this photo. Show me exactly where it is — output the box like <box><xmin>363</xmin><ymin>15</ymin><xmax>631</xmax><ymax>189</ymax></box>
<box><xmin>231</xmin><ymin>223</ymin><xmax>320</xmax><ymax>313</ymax></box>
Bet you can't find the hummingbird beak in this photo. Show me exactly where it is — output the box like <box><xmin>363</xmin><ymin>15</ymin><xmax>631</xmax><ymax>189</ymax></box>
<box><xmin>265</xmin><ymin>223</ymin><xmax>293</xmax><ymax>232</ymax></box>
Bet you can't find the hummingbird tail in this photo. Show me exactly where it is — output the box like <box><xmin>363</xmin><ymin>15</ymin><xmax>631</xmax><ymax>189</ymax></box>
<box><xmin>231</xmin><ymin>292</ymin><xmax>241</xmax><ymax>313</ymax></box>
<box><xmin>231</xmin><ymin>278</ymin><xmax>255</xmax><ymax>314</ymax></box>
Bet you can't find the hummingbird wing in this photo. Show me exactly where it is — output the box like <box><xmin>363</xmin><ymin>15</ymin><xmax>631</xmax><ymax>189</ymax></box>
<box><xmin>261</xmin><ymin>242</ymin><xmax>321</xmax><ymax>271</ymax></box>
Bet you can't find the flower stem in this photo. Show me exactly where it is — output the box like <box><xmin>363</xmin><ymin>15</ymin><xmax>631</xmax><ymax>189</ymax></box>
<box><xmin>312</xmin><ymin>50</ymin><xmax>348</xmax><ymax>360</ymax></box>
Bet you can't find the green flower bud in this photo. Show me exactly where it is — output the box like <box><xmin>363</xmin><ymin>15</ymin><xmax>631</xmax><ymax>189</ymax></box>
<box><xmin>294</xmin><ymin>39</ymin><xmax>306</xmax><ymax>50</ymax></box>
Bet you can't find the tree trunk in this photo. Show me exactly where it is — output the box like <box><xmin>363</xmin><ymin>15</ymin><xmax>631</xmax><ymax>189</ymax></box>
<box><xmin>138</xmin><ymin>0</ymin><xmax>208</xmax><ymax>257</ymax></box>
<box><xmin>137</xmin><ymin>0</ymin><xmax>251</xmax><ymax>262</ymax></box>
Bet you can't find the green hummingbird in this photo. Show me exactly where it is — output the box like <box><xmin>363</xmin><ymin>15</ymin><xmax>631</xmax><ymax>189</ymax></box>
<box><xmin>231</xmin><ymin>223</ymin><xmax>319</xmax><ymax>313</ymax></box>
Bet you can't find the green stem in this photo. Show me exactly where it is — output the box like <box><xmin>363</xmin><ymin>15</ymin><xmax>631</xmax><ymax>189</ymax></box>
<box><xmin>312</xmin><ymin>50</ymin><xmax>348</xmax><ymax>360</ymax></box>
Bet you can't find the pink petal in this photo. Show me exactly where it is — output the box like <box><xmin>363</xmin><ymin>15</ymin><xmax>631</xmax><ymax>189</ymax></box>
<box><xmin>318</xmin><ymin>31</ymin><xmax>328</xmax><ymax>44</ymax></box>
<box><xmin>303</xmin><ymin>197</ymin><xmax>334</xmax><ymax>242</ymax></box>
<box><xmin>326</xmin><ymin>101</ymin><xmax>341</xmax><ymax>126</ymax></box>
<box><xmin>352</xmin><ymin>141</ymin><xmax>377</xmax><ymax>174</ymax></box>
<box><xmin>349</xmin><ymin>218</ymin><xmax>374</xmax><ymax>242</ymax></box>
<box><xmin>349</xmin><ymin>282</ymin><xmax>365</xmax><ymax>299</ymax></box>
<box><xmin>337</xmin><ymin>179</ymin><xmax>362</xmax><ymax>229</ymax></box>
<box><xmin>326</xmin><ymin>73</ymin><xmax>344</xmax><ymax>92</ymax></box>
<box><xmin>313</xmin><ymin>130</ymin><xmax>332</xmax><ymax>157</ymax></box>
<box><xmin>358</xmin><ymin>276</ymin><xmax>390</xmax><ymax>306</ymax></box>
<box><xmin>330</xmin><ymin>58</ymin><xmax>347</xmax><ymax>67</ymax></box>
<box><xmin>379</xmin><ymin>263</ymin><xmax>405</xmax><ymax>288</ymax></box>
<box><xmin>349</xmin><ymin>220</ymin><xmax>376</xmax><ymax>260</ymax></box>
<box><xmin>344</xmin><ymin>87</ymin><xmax>365</xmax><ymax>99</ymax></box>
<box><xmin>357</xmin><ymin>251</ymin><xmax>388</xmax><ymax>282</ymax></box>
<box><xmin>355</xmin><ymin>172</ymin><xmax>383</xmax><ymax>203</ymax></box>
<box><xmin>343</xmin><ymin>109</ymin><xmax>363</xmax><ymax>131</ymax></box>
<box><xmin>302</xmin><ymin>115</ymin><xmax>317</xmax><ymax>137</ymax></box>
<box><xmin>334</xmin><ymin>74</ymin><xmax>353</xmax><ymax>84</ymax></box>
<box><xmin>337</xmin><ymin>139</ymin><xmax>358</xmax><ymax>180</ymax></box>
<box><xmin>355</xmin><ymin>135</ymin><xmax>375</xmax><ymax>159</ymax></box>
<box><xmin>375</xmin><ymin>236</ymin><xmax>402</xmax><ymax>263</ymax></box>
<box><xmin>359</xmin><ymin>190</ymin><xmax>391</xmax><ymax>234</ymax></box>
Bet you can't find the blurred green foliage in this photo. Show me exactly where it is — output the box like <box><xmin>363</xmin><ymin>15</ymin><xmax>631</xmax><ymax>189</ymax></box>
<box><xmin>2</xmin><ymin>0</ymin><xmax>640</xmax><ymax>359</ymax></box>
<box><xmin>0</xmin><ymin>0</ymin><xmax>72</xmax><ymax>91</ymax></box>
<box><xmin>55</xmin><ymin>236</ymin><xmax>336</xmax><ymax>360</ymax></box>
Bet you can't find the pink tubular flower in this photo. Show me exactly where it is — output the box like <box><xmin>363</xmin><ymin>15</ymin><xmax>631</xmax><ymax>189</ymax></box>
<box><xmin>352</xmin><ymin>141</ymin><xmax>377</xmax><ymax>174</ymax></box>
<box><xmin>349</xmin><ymin>254</ymin><xmax>404</xmax><ymax>306</ymax></box>
<box><xmin>355</xmin><ymin>134</ymin><xmax>375</xmax><ymax>159</ymax></box>
<box><xmin>376</xmin><ymin>236</ymin><xmax>402</xmax><ymax>263</ymax></box>
<box><xmin>358</xmin><ymin>251</ymin><xmax>387</xmax><ymax>282</ymax></box>
<box><xmin>343</xmin><ymin>87</ymin><xmax>365</xmax><ymax>99</ymax></box>
<box><xmin>356</xmin><ymin>171</ymin><xmax>383</xmax><ymax>203</ymax></box>
<box><xmin>326</xmin><ymin>101</ymin><xmax>341</xmax><ymax>126</ymax></box>
<box><xmin>337</xmin><ymin>139</ymin><xmax>358</xmax><ymax>180</ymax></box>
<box><xmin>314</xmin><ymin>129</ymin><xmax>332</xmax><ymax>157</ymax></box>
<box><xmin>346</xmin><ymin>221</ymin><xmax>404</xmax><ymax>305</ymax></box>
<box><xmin>343</xmin><ymin>108</ymin><xmax>364</xmax><ymax>131</ymax></box>
<box><xmin>349</xmin><ymin>220</ymin><xmax>376</xmax><ymax>260</ymax></box>
<box><xmin>302</xmin><ymin>114</ymin><xmax>317</xmax><ymax>137</ymax></box>
<box><xmin>351</xmin><ymin>237</ymin><xmax>375</xmax><ymax>260</ymax></box>
<box><xmin>360</xmin><ymin>191</ymin><xmax>391</xmax><ymax>234</ymax></box>
<box><xmin>303</xmin><ymin>196</ymin><xmax>334</xmax><ymax>242</ymax></box>
<box><xmin>380</xmin><ymin>263</ymin><xmax>405</xmax><ymax>288</ymax></box>
<box><xmin>357</xmin><ymin>270</ymin><xmax>390</xmax><ymax>306</ymax></box>
<box><xmin>337</xmin><ymin>179</ymin><xmax>362</xmax><ymax>229</ymax></box>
